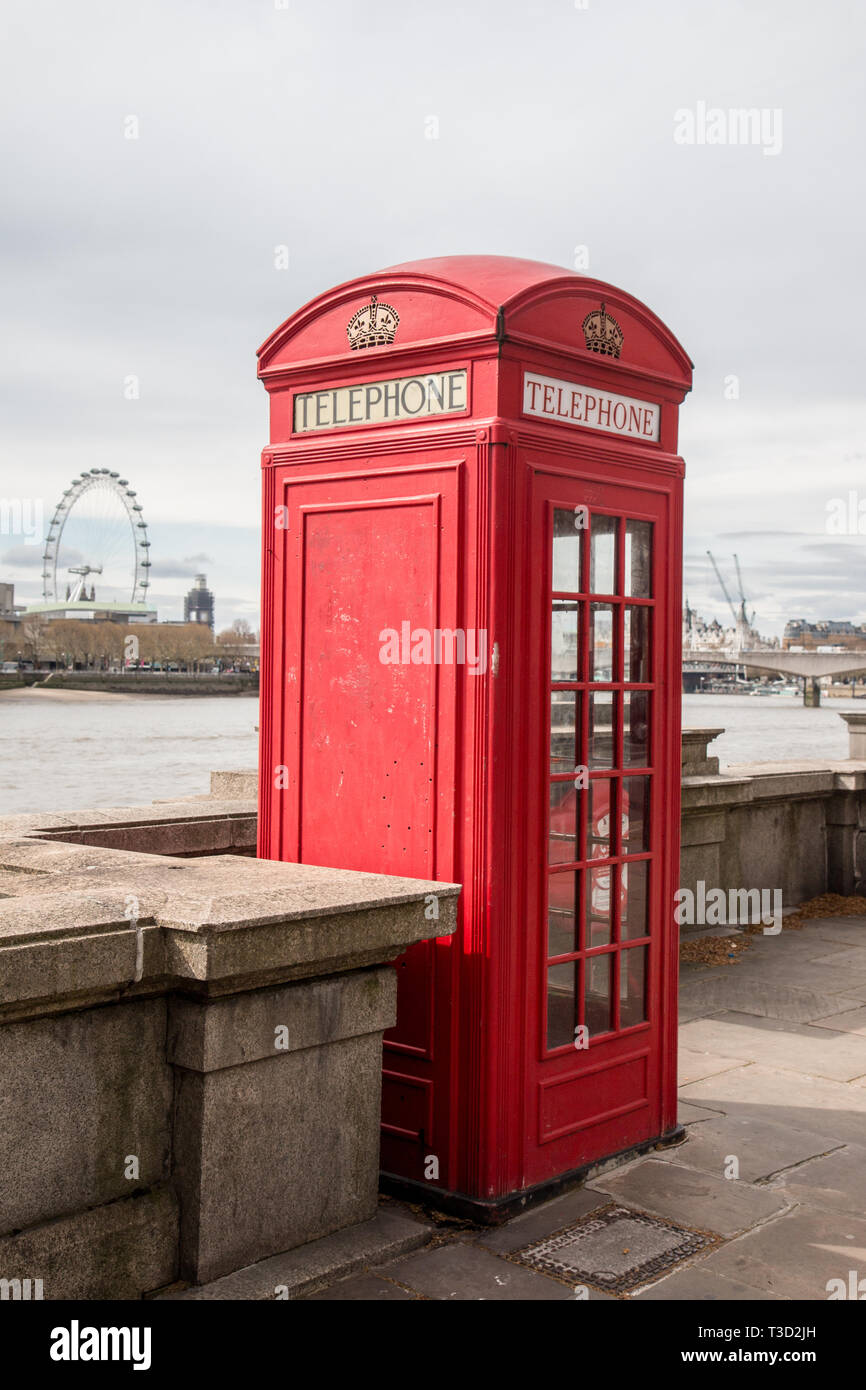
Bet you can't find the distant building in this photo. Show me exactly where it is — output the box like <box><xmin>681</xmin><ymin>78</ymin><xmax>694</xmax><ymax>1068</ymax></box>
<box><xmin>184</xmin><ymin>574</ymin><xmax>215</xmax><ymax>631</ymax></box>
<box><xmin>0</xmin><ymin>582</ymin><xmax>24</xmax><ymax>622</ymax></box>
<box><xmin>783</xmin><ymin>619</ymin><xmax>866</xmax><ymax>651</ymax></box>
<box><xmin>23</xmin><ymin>599</ymin><xmax>157</xmax><ymax>624</ymax></box>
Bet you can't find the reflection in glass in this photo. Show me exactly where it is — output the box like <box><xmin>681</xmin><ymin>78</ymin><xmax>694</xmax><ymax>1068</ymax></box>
<box><xmin>586</xmin><ymin>778</ymin><xmax>613</xmax><ymax>860</ymax></box>
<box><xmin>547</xmin><ymin>961</ymin><xmax>577</xmax><ymax>1050</ymax></box>
<box><xmin>585</xmin><ymin>953</ymin><xmax>613</xmax><ymax>1037</ymax></box>
<box><xmin>588</xmin><ymin>691</ymin><xmax>616</xmax><ymax>769</ymax></box>
<box><xmin>590</xmin><ymin>604</ymin><xmax>614</xmax><ymax>681</ymax></box>
<box><xmin>590</xmin><ymin>515</ymin><xmax>618</xmax><ymax>594</ymax></box>
<box><xmin>586</xmin><ymin>860</ymin><xmax>613</xmax><ymax>947</ymax></box>
<box><xmin>549</xmin><ymin>780</ymin><xmax>578</xmax><ymax>864</ymax></box>
<box><xmin>621</xmin><ymin>860</ymin><xmax>649</xmax><ymax>940</ymax></box>
<box><xmin>624</xmin><ymin>690</ymin><xmax>650</xmax><ymax>766</ymax></box>
<box><xmin>625</xmin><ymin>520</ymin><xmax>653</xmax><ymax>598</ymax></box>
<box><xmin>552</xmin><ymin>508</ymin><xmax>582</xmax><ymax>592</ymax></box>
<box><xmin>550</xmin><ymin>691</ymin><xmax>578</xmax><ymax>773</ymax></box>
<box><xmin>621</xmin><ymin>945</ymin><xmax>648</xmax><ymax>1027</ymax></box>
<box><xmin>622</xmin><ymin>776</ymin><xmax>650</xmax><ymax>855</ymax></box>
<box><xmin>624</xmin><ymin>606</ymin><xmax>651</xmax><ymax>683</ymax></box>
<box><xmin>551</xmin><ymin>601</ymin><xmax>579</xmax><ymax>681</ymax></box>
<box><xmin>548</xmin><ymin>871</ymin><xmax>578</xmax><ymax>957</ymax></box>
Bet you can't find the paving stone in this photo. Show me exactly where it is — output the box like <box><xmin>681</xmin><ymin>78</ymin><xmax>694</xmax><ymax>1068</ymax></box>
<box><xmin>677</xmin><ymin>1047</ymin><xmax>744</xmax><ymax>1085</ymax></box>
<box><xmin>680</xmin><ymin>1012</ymin><xmax>866</xmax><ymax>1082</ymax></box>
<box><xmin>769</xmin><ymin>1144</ymin><xmax>866</xmax><ymax>1217</ymax></box>
<box><xmin>681</xmin><ymin>1064</ymin><xmax>866</xmax><ymax>1147</ymax></box>
<box><xmin>632</xmin><ymin>1266</ymin><xmax>784</xmax><ymax>1299</ymax></box>
<box><xmin>809</xmin><ymin>947</ymin><xmax>866</xmax><ymax>970</ymax></box>
<box><xmin>654</xmin><ymin>1113</ymin><xmax>838</xmax><ymax>1183</ymax></box>
<box><xmin>679</xmin><ymin>1100</ymin><xmax>725</xmax><ymax>1125</ymax></box>
<box><xmin>305</xmin><ymin>1272</ymin><xmax>417</xmax><ymax>1300</ymax></box>
<box><xmin>678</xmin><ymin>976</ymin><xmax>863</xmax><ymax>1024</ymax></box>
<box><xmin>736</xmin><ymin>959</ymin><xmax>866</xmax><ymax>994</ymax></box>
<box><xmin>385</xmin><ymin>1241</ymin><xmax>577</xmax><ymax>1300</ymax></box>
<box><xmin>744</xmin><ymin>935</ymin><xmax>850</xmax><ymax>961</ymax></box>
<box><xmin>475</xmin><ymin>1186</ymin><xmax>609</xmax><ymax>1254</ymax></box>
<box><xmin>589</xmin><ymin>1157</ymin><xmax>789</xmax><ymax>1237</ymax></box>
<box><xmin>697</xmin><ymin>1206</ymin><xmax>866</xmax><ymax>1300</ymax></box>
<box><xmin>798</xmin><ymin>919</ymin><xmax>866</xmax><ymax>946</ymax></box>
<box><xmin>810</xmin><ymin>1005</ymin><xmax>866</xmax><ymax>1035</ymax></box>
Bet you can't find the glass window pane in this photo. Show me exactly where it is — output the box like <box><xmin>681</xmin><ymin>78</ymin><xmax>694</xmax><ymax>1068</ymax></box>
<box><xmin>620</xmin><ymin>945</ymin><xmax>648</xmax><ymax>1027</ymax></box>
<box><xmin>548</xmin><ymin>870</ymin><xmax>578</xmax><ymax>957</ymax></box>
<box><xmin>552</xmin><ymin>508</ymin><xmax>582</xmax><ymax>592</ymax></box>
<box><xmin>622</xmin><ymin>776</ymin><xmax>650</xmax><ymax>855</ymax></box>
<box><xmin>549</xmin><ymin>781</ymin><xmax>578</xmax><ymax>864</ymax></box>
<box><xmin>624</xmin><ymin>606</ymin><xmax>651</xmax><ymax>683</ymax></box>
<box><xmin>624</xmin><ymin>690</ymin><xmax>650</xmax><ymax>766</ymax></box>
<box><xmin>547</xmin><ymin>961</ymin><xmax>577</xmax><ymax>1050</ymax></box>
<box><xmin>586</xmin><ymin>778</ymin><xmax>613</xmax><ymax>860</ymax></box>
<box><xmin>588</xmin><ymin>691</ymin><xmax>616</xmax><ymax>769</ymax></box>
<box><xmin>589</xmin><ymin>515</ymin><xmax>618</xmax><ymax>594</ymax></box>
<box><xmin>585</xmin><ymin>953</ymin><xmax>613</xmax><ymax>1037</ymax></box>
<box><xmin>590</xmin><ymin>603</ymin><xmax>614</xmax><ymax>681</ymax></box>
<box><xmin>625</xmin><ymin>520</ymin><xmax>653</xmax><ymax>598</ymax></box>
<box><xmin>551</xmin><ymin>601</ymin><xmax>579</xmax><ymax>681</ymax></box>
<box><xmin>621</xmin><ymin>860</ymin><xmax>649</xmax><ymax>940</ymax></box>
<box><xmin>587</xmin><ymin>859</ymin><xmax>613</xmax><ymax>946</ymax></box>
<box><xmin>550</xmin><ymin>691</ymin><xmax>578</xmax><ymax>773</ymax></box>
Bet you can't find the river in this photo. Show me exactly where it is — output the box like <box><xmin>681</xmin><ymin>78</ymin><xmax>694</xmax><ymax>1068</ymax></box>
<box><xmin>0</xmin><ymin>688</ymin><xmax>862</xmax><ymax>816</ymax></box>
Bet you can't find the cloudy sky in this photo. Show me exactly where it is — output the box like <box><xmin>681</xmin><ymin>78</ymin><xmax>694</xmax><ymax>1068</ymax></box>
<box><xmin>2</xmin><ymin>0</ymin><xmax>865</xmax><ymax>634</ymax></box>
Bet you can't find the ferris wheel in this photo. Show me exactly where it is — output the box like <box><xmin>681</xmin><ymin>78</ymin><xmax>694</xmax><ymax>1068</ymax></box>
<box><xmin>42</xmin><ymin>470</ymin><xmax>151</xmax><ymax>604</ymax></box>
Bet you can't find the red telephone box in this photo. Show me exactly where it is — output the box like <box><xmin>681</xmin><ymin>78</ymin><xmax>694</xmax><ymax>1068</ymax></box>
<box><xmin>257</xmin><ymin>256</ymin><xmax>692</xmax><ymax>1215</ymax></box>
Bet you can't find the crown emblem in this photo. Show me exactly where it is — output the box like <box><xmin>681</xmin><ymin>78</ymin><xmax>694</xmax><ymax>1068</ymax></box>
<box><xmin>346</xmin><ymin>293</ymin><xmax>399</xmax><ymax>350</ymax></box>
<box><xmin>582</xmin><ymin>303</ymin><xmax>623</xmax><ymax>359</ymax></box>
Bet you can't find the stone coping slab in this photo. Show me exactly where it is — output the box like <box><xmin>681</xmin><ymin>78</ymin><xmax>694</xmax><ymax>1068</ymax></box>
<box><xmin>0</xmin><ymin>805</ymin><xmax>459</xmax><ymax>1017</ymax></box>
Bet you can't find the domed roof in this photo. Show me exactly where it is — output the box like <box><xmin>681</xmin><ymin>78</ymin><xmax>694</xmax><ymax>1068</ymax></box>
<box><xmin>258</xmin><ymin>253</ymin><xmax>691</xmax><ymax>384</ymax></box>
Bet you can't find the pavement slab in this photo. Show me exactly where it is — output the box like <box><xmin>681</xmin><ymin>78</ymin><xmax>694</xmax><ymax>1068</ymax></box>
<box><xmin>768</xmin><ymin>1143</ymin><xmax>866</xmax><ymax>1218</ymax></box>
<box><xmin>678</xmin><ymin>1047</ymin><xmax>744</xmax><ymax>1085</ymax></box>
<box><xmin>796</xmin><ymin>918</ymin><xmax>866</xmax><ymax>946</ymax></box>
<box><xmin>678</xmin><ymin>975</ymin><xmax>864</xmax><ymax>1024</ymax></box>
<box><xmin>809</xmin><ymin>1005</ymin><xmax>866</xmax><ymax>1035</ymax></box>
<box><xmin>632</xmin><ymin>1266</ymin><xmax>784</xmax><ymax>1300</ymax></box>
<box><xmin>680</xmin><ymin>1012</ymin><xmax>866</xmax><ymax>1082</ymax></box>
<box><xmin>653</xmin><ymin>1113</ymin><xmax>840</xmax><ymax>1183</ymax></box>
<box><xmin>588</xmin><ymin>1157</ymin><xmax>790</xmax><ymax>1237</ymax></box>
<box><xmin>681</xmin><ymin>1064</ymin><xmax>866</xmax><ymax>1146</ymax></box>
<box><xmin>679</xmin><ymin>1100</ymin><xmax>726</xmax><ymax>1125</ymax></box>
<box><xmin>693</xmin><ymin>1206</ymin><xmax>866</xmax><ymax>1300</ymax></box>
<box><xmin>383</xmin><ymin>1241</ymin><xmax>579</xmax><ymax>1300</ymax></box>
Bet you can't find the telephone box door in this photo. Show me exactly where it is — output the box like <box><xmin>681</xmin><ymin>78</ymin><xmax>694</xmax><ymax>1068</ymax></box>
<box><xmin>523</xmin><ymin>465</ymin><xmax>679</xmax><ymax>1186</ymax></box>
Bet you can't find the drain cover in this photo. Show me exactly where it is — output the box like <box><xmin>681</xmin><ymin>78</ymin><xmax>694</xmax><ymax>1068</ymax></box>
<box><xmin>513</xmin><ymin>1203</ymin><xmax>715</xmax><ymax>1294</ymax></box>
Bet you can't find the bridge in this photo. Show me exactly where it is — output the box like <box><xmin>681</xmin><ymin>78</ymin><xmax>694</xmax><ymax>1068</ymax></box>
<box><xmin>684</xmin><ymin>649</ymin><xmax>866</xmax><ymax>705</ymax></box>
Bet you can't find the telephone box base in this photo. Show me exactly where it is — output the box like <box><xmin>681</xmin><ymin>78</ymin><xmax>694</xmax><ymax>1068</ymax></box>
<box><xmin>379</xmin><ymin>1124</ymin><xmax>685</xmax><ymax>1226</ymax></box>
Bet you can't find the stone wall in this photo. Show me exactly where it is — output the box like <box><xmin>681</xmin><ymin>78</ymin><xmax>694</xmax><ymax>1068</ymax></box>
<box><xmin>0</xmin><ymin>798</ymin><xmax>458</xmax><ymax>1298</ymax></box>
<box><xmin>681</xmin><ymin>727</ymin><xmax>866</xmax><ymax>918</ymax></box>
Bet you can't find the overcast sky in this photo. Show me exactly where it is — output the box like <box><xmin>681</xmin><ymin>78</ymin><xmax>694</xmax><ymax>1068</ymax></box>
<box><xmin>2</xmin><ymin>0</ymin><xmax>865</xmax><ymax>634</ymax></box>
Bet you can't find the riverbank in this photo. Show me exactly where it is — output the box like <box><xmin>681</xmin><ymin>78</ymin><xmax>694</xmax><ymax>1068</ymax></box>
<box><xmin>0</xmin><ymin>672</ymin><xmax>258</xmax><ymax>696</ymax></box>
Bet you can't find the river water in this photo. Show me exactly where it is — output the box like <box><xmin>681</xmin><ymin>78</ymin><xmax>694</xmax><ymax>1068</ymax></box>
<box><xmin>0</xmin><ymin>688</ymin><xmax>862</xmax><ymax>816</ymax></box>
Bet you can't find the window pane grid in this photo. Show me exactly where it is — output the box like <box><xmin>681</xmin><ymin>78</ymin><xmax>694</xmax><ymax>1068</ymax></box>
<box><xmin>544</xmin><ymin>507</ymin><xmax>655</xmax><ymax>1055</ymax></box>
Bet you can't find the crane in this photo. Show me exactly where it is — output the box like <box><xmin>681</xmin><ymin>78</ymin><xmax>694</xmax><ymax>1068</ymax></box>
<box><xmin>732</xmin><ymin>554</ymin><xmax>756</xmax><ymax>627</ymax></box>
<box><xmin>706</xmin><ymin>551</ymin><xmax>738</xmax><ymax>625</ymax></box>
